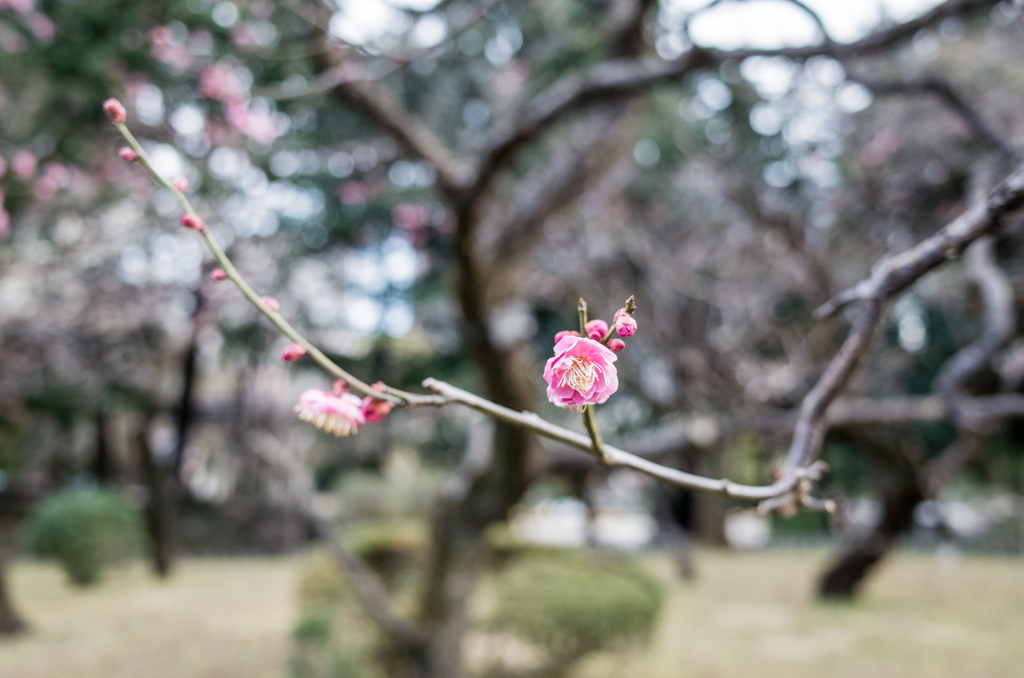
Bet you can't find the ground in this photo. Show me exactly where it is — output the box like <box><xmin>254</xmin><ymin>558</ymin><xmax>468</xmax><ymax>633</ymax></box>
<box><xmin>1</xmin><ymin>549</ymin><xmax>1022</xmax><ymax>678</ymax></box>
<box><xmin>0</xmin><ymin>557</ymin><xmax>298</xmax><ymax>678</ymax></box>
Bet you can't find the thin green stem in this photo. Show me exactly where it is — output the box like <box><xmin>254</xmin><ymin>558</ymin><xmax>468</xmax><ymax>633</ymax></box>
<box><xmin>578</xmin><ymin>297</ymin><xmax>588</xmax><ymax>335</ymax></box>
<box><xmin>582</xmin><ymin>404</ymin><xmax>611</xmax><ymax>465</ymax></box>
<box><xmin>113</xmin><ymin>122</ymin><xmax>419</xmax><ymax>406</ymax></box>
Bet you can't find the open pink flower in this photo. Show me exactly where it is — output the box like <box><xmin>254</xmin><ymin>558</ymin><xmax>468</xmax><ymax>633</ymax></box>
<box><xmin>543</xmin><ymin>335</ymin><xmax>618</xmax><ymax>412</ymax></box>
<box><xmin>294</xmin><ymin>389</ymin><xmax>366</xmax><ymax>437</ymax></box>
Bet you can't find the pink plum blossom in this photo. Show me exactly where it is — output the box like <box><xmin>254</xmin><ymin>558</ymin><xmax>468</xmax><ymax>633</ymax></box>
<box><xmin>294</xmin><ymin>389</ymin><xmax>366</xmax><ymax>437</ymax></box>
<box><xmin>543</xmin><ymin>335</ymin><xmax>618</xmax><ymax>412</ymax></box>
<box><xmin>608</xmin><ymin>338</ymin><xmax>626</xmax><ymax>352</ymax></box>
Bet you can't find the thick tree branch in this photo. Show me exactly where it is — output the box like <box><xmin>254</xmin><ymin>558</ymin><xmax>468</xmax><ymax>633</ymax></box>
<box><xmin>816</xmin><ymin>162</ymin><xmax>1024</xmax><ymax>319</ymax></box>
<box><xmin>473</xmin><ymin>0</ymin><xmax>1000</xmax><ymax>200</ymax></box>
<box><xmin>332</xmin><ymin>81</ymin><xmax>474</xmax><ymax>197</ymax></box>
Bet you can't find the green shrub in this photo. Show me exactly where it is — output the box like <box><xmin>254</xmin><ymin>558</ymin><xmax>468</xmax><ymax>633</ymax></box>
<box><xmin>25</xmin><ymin>488</ymin><xmax>144</xmax><ymax>586</ymax></box>
<box><xmin>493</xmin><ymin>552</ymin><xmax>664</xmax><ymax>658</ymax></box>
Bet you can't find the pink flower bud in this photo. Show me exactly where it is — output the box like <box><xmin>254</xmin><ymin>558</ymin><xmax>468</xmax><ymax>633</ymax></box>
<box><xmin>103</xmin><ymin>98</ymin><xmax>127</xmax><ymax>123</ymax></box>
<box><xmin>261</xmin><ymin>296</ymin><xmax>280</xmax><ymax>312</ymax></box>
<box><xmin>608</xmin><ymin>338</ymin><xmax>626</xmax><ymax>352</ymax></box>
<box><xmin>554</xmin><ymin>330</ymin><xmax>581</xmax><ymax>343</ymax></box>
<box><xmin>174</xmin><ymin>177</ymin><xmax>189</xmax><ymax>192</ymax></box>
<box><xmin>210</xmin><ymin>268</ymin><xmax>228</xmax><ymax>282</ymax></box>
<box><xmin>584</xmin><ymin>319</ymin><xmax>608</xmax><ymax>337</ymax></box>
<box><xmin>614</xmin><ymin>313</ymin><xmax>637</xmax><ymax>338</ymax></box>
<box><xmin>332</xmin><ymin>380</ymin><xmax>348</xmax><ymax>395</ymax></box>
<box><xmin>180</xmin><ymin>214</ymin><xmax>203</xmax><ymax>231</ymax></box>
<box><xmin>119</xmin><ymin>147</ymin><xmax>138</xmax><ymax>162</ymax></box>
<box><xmin>360</xmin><ymin>383</ymin><xmax>394</xmax><ymax>423</ymax></box>
<box><xmin>280</xmin><ymin>343</ymin><xmax>306</xmax><ymax>362</ymax></box>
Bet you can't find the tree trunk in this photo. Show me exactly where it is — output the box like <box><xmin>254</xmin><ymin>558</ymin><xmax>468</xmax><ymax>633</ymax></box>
<box><xmin>818</xmin><ymin>472</ymin><xmax>923</xmax><ymax>598</ymax></box>
<box><xmin>0</xmin><ymin>526</ymin><xmax>26</xmax><ymax>636</ymax></box>
<box><xmin>137</xmin><ymin>417</ymin><xmax>177</xmax><ymax>578</ymax></box>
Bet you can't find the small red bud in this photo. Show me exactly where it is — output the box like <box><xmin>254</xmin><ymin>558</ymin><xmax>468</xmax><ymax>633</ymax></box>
<box><xmin>608</xmin><ymin>338</ymin><xmax>626</xmax><ymax>352</ymax></box>
<box><xmin>180</xmin><ymin>214</ymin><xmax>203</xmax><ymax>231</ymax></box>
<box><xmin>103</xmin><ymin>98</ymin><xmax>127</xmax><ymax>124</ymax></box>
<box><xmin>174</xmin><ymin>177</ymin><xmax>189</xmax><ymax>192</ymax></box>
<box><xmin>554</xmin><ymin>330</ymin><xmax>581</xmax><ymax>343</ymax></box>
<box><xmin>261</xmin><ymin>296</ymin><xmax>280</xmax><ymax>312</ymax></box>
<box><xmin>280</xmin><ymin>343</ymin><xmax>306</xmax><ymax>362</ymax></box>
<box><xmin>210</xmin><ymin>268</ymin><xmax>228</xmax><ymax>282</ymax></box>
<box><xmin>119</xmin><ymin>147</ymin><xmax>138</xmax><ymax>162</ymax></box>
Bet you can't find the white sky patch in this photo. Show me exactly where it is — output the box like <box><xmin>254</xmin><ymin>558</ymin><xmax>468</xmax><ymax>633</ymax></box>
<box><xmin>662</xmin><ymin>0</ymin><xmax>946</xmax><ymax>48</ymax></box>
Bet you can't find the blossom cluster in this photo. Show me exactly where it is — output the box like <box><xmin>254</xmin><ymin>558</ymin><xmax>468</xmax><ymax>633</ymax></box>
<box><xmin>293</xmin><ymin>380</ymin><xmax>394</xmax><ymax>437</ymax></box>
<box><xmin>543</xmin><ymin>300</ymin><xmax>637</xmax><ymax>412</ymax></box>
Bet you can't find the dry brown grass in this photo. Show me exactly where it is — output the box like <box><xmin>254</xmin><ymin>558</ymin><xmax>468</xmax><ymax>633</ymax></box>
<box><xmin>0</xmin><ymin>557</ymin><xmax>299</xmax><ymax>678</ymax></box>
<box><xmin>1</xmin><ymin>550</ymin><xmax>1022</xmax><ymax>678</ymax></box>
<box><xmin>579</xmin><ymin>549</ymin><xmax>1024</xmax><ymax>678</ymax></box>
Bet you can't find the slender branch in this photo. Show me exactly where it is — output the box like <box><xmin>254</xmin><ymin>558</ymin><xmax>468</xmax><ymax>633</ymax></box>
<box><xmin>108</xmin><ymin>123</ymin><xmax>1024</xmax><ymax>509</ymax></box>
<box><xmin>113</xmin><ymin>121</ymin><xmax>435</xmax><ymax>407</ymax></box>
<box><xmin>331</xmin><ymin>80</ymin><xmax>475</xmax><ymax>197</ymax></box>
<box><xmin>421</xmin><ymin>378</ymin><xmax>814</xmax><ymax>500</ymax></box>
<box><xmin>816</xmin><ymin>162</ymin><xmax>1024</xmax><ymax>319</ymax></box>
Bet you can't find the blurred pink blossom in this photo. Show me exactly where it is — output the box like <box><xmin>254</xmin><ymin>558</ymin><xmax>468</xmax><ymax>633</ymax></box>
<box><xmin>28</xmin><ymin>12</ymin><xmax>53</xmax><ymax>42</ymax></box>
<box><xmin>393</xmin><ymin>203</ymin><xmax>428</xmax><ymax>230</ymax></box>
<box><xmin>360</xmin><ymin>382</ymin><xmax>394</xmax><ymax>423</ymax></box>
<box><xmin>150</xmin><ymin>26</ymin><xmax>192</xmax><ymax>71</ymax></box>
<box><xmin>294</xmin><ymin>389</ymin><xmax>366</xmax><ymax>437</ymax></box>
<box><xmin>12</xmin><ymin>150</ymin><xmax>36</xmax><ymax>180</ymax></box>
<box><xmin>199</xmin><ymin>64</ymin><xmax>245</xmax><ymax>101</ymax></box>
<box><xmin>339</xmin><ymin>181</ymin><xmax>368</xmax><ymax>206</ymax></box>
<box><xmin>543</xmin><ymin>335</ymin><xmax>619</xmax><ymax>412</ymax></box>
<box><xmin>225</xmin><ymin>100</ymin><xmax>278</xmax><ymax>145</ymax></box>
<box><xmin>0</xmin><ymin>0</ymin><xmax>33</xmax><ymax>15</ymax></box>
<box><xmin>32</xmin><ymin>162</ymin><xmax>70</xmax><ymax>201</ymax></box>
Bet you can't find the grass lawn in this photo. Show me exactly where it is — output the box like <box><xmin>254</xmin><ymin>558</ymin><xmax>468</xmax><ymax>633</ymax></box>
<box><xmin>0</xmin><ymin>557</ymin><xmax>299</xmax><ymax>678</ymax></box>
<box><xmin>0</xmin><ymin>549</ymin><xmax>1022</xmax><ymax>678</ymax></box>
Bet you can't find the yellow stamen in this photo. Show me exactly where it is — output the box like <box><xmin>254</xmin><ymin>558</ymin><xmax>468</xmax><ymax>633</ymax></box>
<box><xmin>295</xmin><ymin>405</ymin><xmax>354</xmax><ymax>437</ymax></box>
<box><xmin>558</xmin><ymin>356</ymin><xmax>601</xmax><ymax>394</ymax></box>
